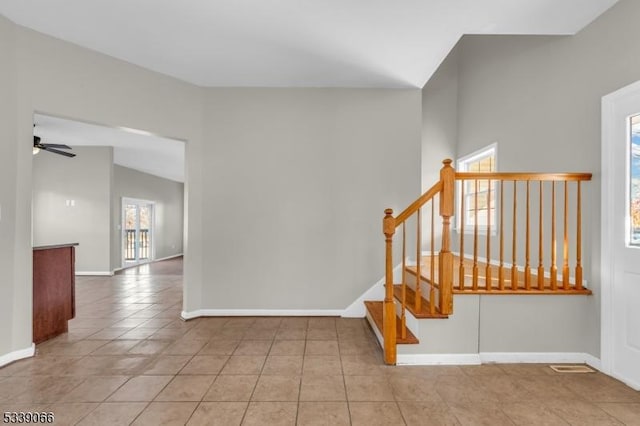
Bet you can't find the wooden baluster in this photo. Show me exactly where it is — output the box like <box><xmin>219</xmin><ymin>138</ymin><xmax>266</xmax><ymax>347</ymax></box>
<box><xmin>525</xmin><ymin>181</ymin><xmax>531</xmax><ymax>290</ymax></box>
<box><xmin>473</xmin><ymin>179</ymin><xmax>479</xmax><ymax>291</ymax></box>
<box><xmin>401</xmin><ymin>223</ymin><xmax>407</xmax><ymax>339</ymax></box>
<box><xmin>430</xmin><ymin>201</ymin><xmax>436</xmax><ymax>314</ymax></box>
<box><xmin>485</xmin><ymin>179</ymin><xmax>492</xmax><ymax>291</ymax></box>
<box><xmin>383</xmin><ymin>209</ymin><xmax>397</xmax><ymax>365</ymax></box>
<box><xmin>499</xmin><ymin>180</ymin><xmax>505</xmax><ymax>290</ymax></box>
<box><xmin>415</xmin><ymin>208</ymin><xmax>422</xmax><ymax>312</ymax></box>
<box><xmin>439</xmin><ymin>159</ymin><xmax>455</xmax><ymax>315</ymax></box>
<box><xmin>538</xmin><ymin>181</ymin><xmax>545</xmax><ymax>290</ymax></box>
<box><xmin>575</xmin><ymin>181</ymin><xmax>583</xmax><ymax>290</ymax></box>
<box><xmin>550</xmin><ymin>182</ymin><xmax>557</xmax><ymax>290</ymax></box>
<box><xmin>511</xmin><ymin>181</ymin><xmax>518</xmax><ymax>290</ymax></box>
<box><xmin>459</xmin><ymin>181</ymin><xmax>465</xmax><ymax>291</ymax></box>
<box><xmin>563</xmin><ymin>181</ymin><xmax>570</xmax><ymax>290</ymax></box>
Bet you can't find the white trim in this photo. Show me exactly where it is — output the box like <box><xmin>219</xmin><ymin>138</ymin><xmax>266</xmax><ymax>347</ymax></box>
<box><xmin>600</xmin><ymin>79</ymin><xmax>640</xmax><ymax>377</ymax></box>
<box><xmin>182</xmin><ymin>309</ymin><xmax>344</xmax><ymax>320</ymax></box>
<box><xmin>480</xmin><ymin>352</ymin><xmax>601</xmax><ymax>370</ymax></box>
<box><xmin>610</xmin><ymin>370</ymin><xmax>640</xmax><ymax>391</ymax></box>
<box><xmin>75</xmin><ymin>271</ymin><xmax>114</xmax><ymax>276</ymax></box>
<box><xmin>342</xmin><ymin>264</ymin><xmax>403</xmax><ymax>317</ymax></box>
<box><xmin>365</xmin><ymin>309</ymin><xmax>384</xmax><ymax>347</ymax></box>
<box><xmin>155</xmin><ymin>253</ymin><xmax>183</xmax><ymax>262</ymax></box>
<box><xmin>0</xmin><ymin>344</ymin><xmax>35</xmax><ymax>368</ymax></box>
<box><xmin>396</xmin><ymin>353</ymin><xmax>481</xmax><ymax>365</ymax></box>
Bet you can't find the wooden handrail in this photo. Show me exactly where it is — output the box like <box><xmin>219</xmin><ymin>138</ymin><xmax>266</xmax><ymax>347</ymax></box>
<box><xmin>395</xmin><ymin>181</ymin><xmax>443</xmax><ymax>225</ymax></box>
<box><xmin>456</xmin><ymin>172</ymin><xmax>592</xmax><ymax>181</ymax></box>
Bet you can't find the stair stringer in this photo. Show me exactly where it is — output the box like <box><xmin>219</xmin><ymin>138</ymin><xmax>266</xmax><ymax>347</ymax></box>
<box><xmin>342</xmin><ymin>263</ymin><xmax>405</xmax><ymax>318</ymax></box>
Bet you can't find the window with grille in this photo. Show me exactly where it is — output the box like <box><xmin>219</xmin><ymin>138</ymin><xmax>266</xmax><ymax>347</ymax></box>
<box><xmin>456</xmin><ymin>144</ymin><xmax>497</xmax><ymax>234</ymax></box>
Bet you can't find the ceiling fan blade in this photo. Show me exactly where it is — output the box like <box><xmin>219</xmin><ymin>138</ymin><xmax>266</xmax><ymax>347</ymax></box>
<box><xmin>42</xmin><ymin>146</ymin><xmax>76</xmax><ymax>158</ymax></box>
<box><xmin>41</xmin><ymin>143</ymin><xmax>72</xmax><ymax>150</ymax></box>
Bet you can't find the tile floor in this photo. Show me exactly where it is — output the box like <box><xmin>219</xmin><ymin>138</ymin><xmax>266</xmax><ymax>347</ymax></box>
<box><xmin>1</xmin><ymin>257</ymin><xmax>639</xmax><ymax>425</ymax></box>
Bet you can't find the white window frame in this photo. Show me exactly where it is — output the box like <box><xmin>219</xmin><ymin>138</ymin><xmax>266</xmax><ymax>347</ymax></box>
<box><xmin>456</xmin><ymin>143</ymin><xmax>498</xmax><ymax>235</ymax></box>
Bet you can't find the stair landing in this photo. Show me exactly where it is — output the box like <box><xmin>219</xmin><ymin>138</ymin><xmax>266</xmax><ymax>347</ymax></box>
<box><xmin>407</xmin><ymin>255</ymin><xmax>592</xmax><ymax>295</ymax></box>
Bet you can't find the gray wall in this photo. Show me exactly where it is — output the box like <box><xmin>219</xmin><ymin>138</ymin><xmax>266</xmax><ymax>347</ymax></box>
<box><xmin>419</xmin><ymin>0</ymin><xmax>640</xmax><ymax>357</ymax></box>
<box><xmin>0</xmin><ymin>15</ymin><xmax>21</xmax><ymax>357</ymax></box>
<box><xmin>203</xmin><ymin>88</ymin><xmax>421</xmax><ymax>310</ymax></box>
<box><xmin>32</xmin><ymin>146</ymin><xmax>113</xmax><ymax>273</ymax></box>
<box><xmin>112</xmin><ymin>165</ymin><xmax>184</xmax><ymax>269</ymax></box>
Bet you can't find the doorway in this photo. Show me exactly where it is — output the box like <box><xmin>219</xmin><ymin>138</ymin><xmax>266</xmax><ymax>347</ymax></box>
<box><xmin>602</xmin><ymin>80</ymin><xmax>640</xmax><ymax>390</ymax></box>
<box><xmin>123</xmin><ymin>198</ymin><xmax>155</xmax><ymax>267</ymax></box>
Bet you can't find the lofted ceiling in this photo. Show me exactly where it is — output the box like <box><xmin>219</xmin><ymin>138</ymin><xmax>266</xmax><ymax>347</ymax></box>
<box><xmin>0</xmin><ymin>0</ymin><xmax>618</xmax><ymax>88</ymax></box>
<box><xmin>34</xmin><ymin>114</ymin><xmax>185</xmax><ymax>183</ymax></box>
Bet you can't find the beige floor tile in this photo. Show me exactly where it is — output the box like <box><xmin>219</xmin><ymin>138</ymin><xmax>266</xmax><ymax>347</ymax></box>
<box><xmin>139</xmin><ymin>355</ymin><xmax>191</xmax><ymax>375</ymax></box>
<box><xmin>90</xmin><ymin>339</ymin><xmax>141</xmax><ymax>355</ymax></box>
<box><xmin>546</xmin><ymin>399</ymin><xmax>624</xmax><ymax>425</ymax></box>
<box><xmin>243</xmin><ymin>328</ymin><xmax>277</xmax><ymax>340</ymax></box>
<box><xmin>275</xmin><ymin>328</ymin><xmax>307</xmax><ymax>340</ymax></box>
<box><xmin>163</xmin><ymin>339</ymin><xmax>207</xmax><ymax>355</ymax></box>
<box><xmin>303</xmin><ymin>356</ymin><xmax>342</xmax><ymax>376</ymax></box>
<box><xmin>132</xmin><ymin>401</ymin><xmax>198</xmax><ymax>425</ymax></box>
<box><xmin>297</xmin><ymin>401</ymin><xmax>350</xmax><ymax>426</ymax></box>
<box><xmin>108</xmin><ymin>375</ymin><xmax>173</xmax><ymax>402</ymax></box>
<box><xmin>234</xmin><ymin>340</ymin><xmax>273</xmax><ymax>356</ymax></box>
<box><xmin>300</xmin><ymin>375</ymin><xmax>346</xmax><ymax>401</ymax></box>
<box><xmin>345</xmin><ymin>375</ymin><xmax>394</xmax><ymax>401</ymax></box>
<box><xmin>598</xmin><ymin>402</ymin><xmax>640</xmax><ymax>426</ymax></box>
<box><xmin>128</xmin><ymin>340</ymin><xmax>171</xmax><ymax>355</ymax></box>
<box><xmin>46</xmin><ymin>402</ymin><xmax>100</xmax><ymax>425</ymax></box>
<box><xmin>389</xmin><ymin>375</ymin><xmax>444</xmax><ymax>402</ymax></box>
<box><xmin>269</xmin><ymin>340</ymin><xmax>305</xmax><ymax>355</ymax></box>
<box><xmin>180</xmin><ymin>355</ymin><xmax>229</xmax><ymax>375</ymax></box>
<box><xmin>155</xmin><ymin>375</ymin><xmax>215</xmax><ymax>401</ymax></box>
<box><xmin>305</xmin><ymin>340</ymin><xmax>339</xmax><ymax>356</ymax></box>
<box><xmin>60</xmin><ymin>376</ymin><xmax>130</xmax><ymax>402</ymax></box>
<box><xmin>307</xmin><ymin>329</ymin><xmax>337</xmax><ymax>340</ymax></box>
<box><xmin>448</xmin><ymin>402</ymin><xmax>521</xmax><ymax>426</ymax></box>
<box><xmin>262</xmin><ymin>356</ymin><xmax>303</xmax><ymax>375</ymax></box>
<box><xmin>187</xmin><ymin>401</ymin><xmax>248</xmax><ymax>426</ymax></box>
<box><xmin>9</xmin><ymin>375</ymin><xmax>85</xmax><ymax>403</ymax></box>
<box><xmin>398</xmin><ymin>401</ymin><xmax>461</xmax><ymax>426</ymax></box>
<box><xmin>76</xmin><ymin>402</ymin><xmax>147</xmax><ymax>426</ymax></box>
<box><xmin>500</xmin><ymin>402</ymin><xmax>569</xmax><ymax>425</ymax></box>
<box><xmin>349</xmin><ymin>401</ymin><xmax>405</xmax><ymax>426</ymax></box>
<box><xmin>198</xmin><ymin>340</ymin><xmax>240</xmax><ymax>355</ymax></box>
<box><xmin>220</xmin><ymin>356</ymin><xmax>266</xmax><ymax>375</ymax></box>
<box><xmin>204</xmin><ymin>375</ymin><xmax>258</xmax><ymax>401</ymax></box>
<box><xmin>251</xmin><ymin>375</ymin><xmax>301</xmax><ymax>401</ymax></box>
<box><xmin>242</xmin><ymin>401</ymin><xmax>297</xmax><ymax>426</ymax></box>
<box><xmin>341</xmin><ymin>355</ymin><xmax>388</xmax><ymax>375</ymax></box>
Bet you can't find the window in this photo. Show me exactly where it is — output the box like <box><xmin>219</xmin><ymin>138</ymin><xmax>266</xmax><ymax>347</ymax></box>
<box><xmin>457</xmin><ymin>143</ymin><xmax>497</xmax><ymax>233</ymax></box>
<box><xmin>630</xmin><ymin>114</ymin><xmax>640</xmax><ymax>246</ymax></box>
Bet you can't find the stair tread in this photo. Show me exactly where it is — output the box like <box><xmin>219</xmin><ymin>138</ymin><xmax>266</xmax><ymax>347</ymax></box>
<box><xmin>392</xmin><ymin>285</ymin><xmax>448</xmax><ymax>318</ymax></box>
<box><xmin>406</xmin><ymin>255</ymin><xmax>592</xmax><ymax>295</ymax></box>
<box><xmin>364</xmin><ymin>301</ymin><xmax>418</xmax><ymax>344</ymax></box>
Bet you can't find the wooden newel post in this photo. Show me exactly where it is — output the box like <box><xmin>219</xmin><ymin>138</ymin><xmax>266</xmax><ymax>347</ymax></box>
<box><xmin>383</xmin><ymin>208</ymin><xmax>397</xmax><ymax>365</ymax></box>
<box><xmin>439</xmin><ymin>160</ymin><xmax>455</xmax><ymax>315</ymax></box>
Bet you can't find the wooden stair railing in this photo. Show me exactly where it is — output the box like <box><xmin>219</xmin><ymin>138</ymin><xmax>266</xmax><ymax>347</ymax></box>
<box><xmin>376</xmin><ymin>159</ymin><xmax>592</xmax><ymax>365</ymax></box>
<box><xmin>381</xmin><ymin>159</ymin><xmax>455</xmax><ymax>364</ymax></box>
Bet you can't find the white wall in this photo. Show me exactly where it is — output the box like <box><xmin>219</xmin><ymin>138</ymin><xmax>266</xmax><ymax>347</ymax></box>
<box><xmin>202</xmin><ymin>88</ymin><xmax>421</xmax><ymax>311</ymax></box>
<box><xmin>32</xmin><ymin>146</ymin><xmax>113</xmax><ymax>273</ymax></box>
<box><xmin>112</xmin><ymin>165</ymin><xmax>184</xmax><ymax>269</ymax></box>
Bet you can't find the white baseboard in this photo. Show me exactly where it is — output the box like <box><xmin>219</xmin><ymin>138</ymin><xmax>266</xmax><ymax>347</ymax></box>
<box><xmin>182</xmin><ymin>309</ymin><xmax>344</xmax><ymax>320</ymax></box>
<box><xmin>155</xmin><ymin>253</ymin><xmax>184</xmax><ymax>262</ymax></box>
<box><xmin>114</xmin><ymin>253</ymin><xmax>184</xmax><ymax>274</ymax></box>
<box><xmin>0</xmin><ymin>344</ymin><xmax>35</xmax><ymax>368</ymax></box>
<box><xmin>75</xmin><ymin>271</ymin><xmax>114</xmax><ymax>276</ymax></box>
<box><xmin>397</xmin><ymin>353</ymin><xmax>481</xmax><ymax>365</ymax></box>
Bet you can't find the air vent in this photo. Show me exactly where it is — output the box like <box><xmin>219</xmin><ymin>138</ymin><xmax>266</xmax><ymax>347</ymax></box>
<box><xmin>549</xmin><ymin>365</ymin><xmax>595</xmax><ymax>373</ymax></box>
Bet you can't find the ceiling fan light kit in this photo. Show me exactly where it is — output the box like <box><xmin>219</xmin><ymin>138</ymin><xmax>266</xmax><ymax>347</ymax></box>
<box><xmin>33</xmin><ymin>134</ymin><xmax>76</xmax><ymax>158</ymax></box>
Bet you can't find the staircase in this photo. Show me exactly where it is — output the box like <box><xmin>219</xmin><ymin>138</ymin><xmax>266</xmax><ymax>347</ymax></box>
<box><xmin>365</xmin><ymin>159</ymin><xmax>593</xmax><ymax>365</ymax></box>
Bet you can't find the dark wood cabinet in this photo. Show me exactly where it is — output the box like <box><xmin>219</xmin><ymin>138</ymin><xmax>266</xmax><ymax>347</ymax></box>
<box><xmin>33</xmin><ymin>243</ymin><xmax>78</xmax><ymax>344</ymax></box>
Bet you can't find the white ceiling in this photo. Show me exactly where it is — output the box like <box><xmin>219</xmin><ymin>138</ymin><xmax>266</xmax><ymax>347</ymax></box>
<box><xmin>1</xmin><ymin>0</ymin><xmax>618</xmax><ymax>88</ymax></box>
<box><xmin>34</xmin><ymin>114</ymin><xmax>185</xmax><ymax>183</ymax></box>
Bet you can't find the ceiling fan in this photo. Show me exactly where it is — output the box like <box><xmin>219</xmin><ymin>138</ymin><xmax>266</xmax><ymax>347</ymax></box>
<box><xmin>33</xmin><ymin>135</ymin><xmax>76</xmax><ymax>158</ymax></box>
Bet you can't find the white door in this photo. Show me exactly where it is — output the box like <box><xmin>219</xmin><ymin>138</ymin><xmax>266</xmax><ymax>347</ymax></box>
<box><xmin>602</xmin><ymin>81</ymin><xmax>640</xmax><ymax>390</ymax></box>
<box><xmin>122</xmin><ymin>198</ymin><xmax>155</xmax><ymax>267</ymax></box>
